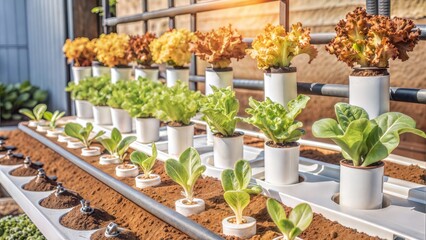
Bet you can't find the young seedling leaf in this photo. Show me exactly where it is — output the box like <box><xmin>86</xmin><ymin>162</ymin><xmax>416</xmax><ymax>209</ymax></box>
<box><xmin>288</xmin><ymin>203</ymin><xmax>313</xmax><ymax>232</ymax></box>
<box><xmin>64</xmin><ymin>123</ymin><xmax>84</xmax><ymax>142</ymax></box>
<box><xmin>221</xmin><ymin>160</ymin><xmax>261</xmax><ymax>194</ymax></box>
<box><xmin>19</xmin><ymin>108</ymin><xmax>35</xmax><ymax>120</ymax></box>
<box><xmin>34</xmin><ymin>104</ymin><xmax>47</xmax><ymax>120</ymax></box>
<box><xmin>223</xmin><ymin>190</ymin><xmax>250</xmax><ymax>224</ymax></box>
<box><xmin>130</xmin><ymin>143</ymin><xmax>157</xmax><ymax>177</ymax></box>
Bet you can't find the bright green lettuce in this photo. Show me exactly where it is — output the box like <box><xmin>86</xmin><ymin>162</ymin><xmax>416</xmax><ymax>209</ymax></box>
<box><xmin>244</xmin><ymin>95</ymin><xmax>310</xmax><ymax>144</ymax></box>
<box><xmin>130</xmin><ymin>143</ymin><xmax>158</xmax><ymax>178</ymax></box>
<box><xmin>312</xmin><ymin>103</ymin><xmax>426</xmax><ymax>167</ymax></box>
<box><xmin>88</xmin><ymin>76</ymin><xmax>112</xmax><ymax>106</ymax></box>
<box><xmin>267</xmin><ymin>198</ymin><xmax>313</xmax><ymax>240</ymax></box>
<box><xmin>19</xmin><ymin>103</ymin><xmax>47</xmax><ymax>121</ymax></box>
<box><xmin>64</xmin><ymin>122</ymin><xmax>105</xmax><ymax>149</ymax></box>
<box><xmin>98</xmin><ymin>128</ymin><xmax>137</xmax><ymax>162</ymax></box>
<box><xmin>65</xmin><ymin>77</ymin><xmax>95</xmax><ymax>101</ymax></box>
<box><xmin>200</xmin><ymin>86</ymin><xmax>239</xmax><ymax>137</ymax></box>
<box><xmin>43</xmin><ymin>110</ymin><xmax>65</xmax><ymax>129</ymax></box>
<box><xmin>107</xmin><ymin>80</ymin><xmax>130</xmax><ymax>109</ymax></box>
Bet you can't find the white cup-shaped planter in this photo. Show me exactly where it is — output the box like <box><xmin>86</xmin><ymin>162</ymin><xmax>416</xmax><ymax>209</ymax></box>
<box><xmin>46</xmin><ymin>128</ymin><xmax>63</xmax><ymax>138</ymax></box>
<box><xmin>135</xmin><ymin>118</ymin><xmax>160</xmax><ymax>143</ymax></box>
<box><xmin>167</xmin><ymin>124</ymin><xmax>194</xmax><ymax>157</ymax></box>
<box><xmin>175</xmin><ymin>198</ymin><xmax>205</xmax><ymax>217</ymax></box>
<box><xmin>75</xmin><ymin>100</ymin><xmax>94</xmax><ymax>119</ymax></box>
<box><xmin>81</xmin><ymin>147</ymin><xmax>101</xmax><ymax>157</ymax></box>
<box><xmin>135</xmin><ymin>174</ymin><xmax>161</xmax><ymax>189</ymax></box>
<box><xmin>166</xmin><ymin>67</ymin><xmax>189</xmax><ymax>87</ymax></box>
<box><xmin>349</xmin><ymin>68</ymin><xmax>389</xmax><ymax>119</ymax></box>
<box><xmin>111</xmin><ymin>66</ymin><xmax>132</xmax><ymax>83</ymax></box>
<box><xmin>222</xmin><ymin>216</ymin><xmax>256</xmax><ymax>239</ymax></box>
<box><xmin>67</xmin><ymin>140</ymin><xmax>85</xmax><ymax>149</ymax></box>
<box><xmin>273</xmin><ymin>236</ymin><xmax>302</xmax><ymax>240</ymax></box>
<box><xmin>264</xmin><ymin>141</ymin><xmax>300</xmax><ymax>185</ymax></box>
<box><xmin>99</xmin><ymin>154</ymin><xmax>120</xmax><ymax>165</ymax></box>
<box><xmin>28</xmin><ymin>120</ymin><xmax>38</xmax><ymax>127</ymax></box>
<box><xmin>72</xmin><ymin>66</ymin><xmax>92</xmax><ymax>84</ymax></box>
<box><xmin>111</xmin><ymin>108</ymin><xmax>132</xmax><ymax>133</ymax></box>
<box><xmin>213</xmin><ymin>132</ymin><xmax>243</xmax><ymax>169</ymax></box>
<box><xmin>57</xmin><ymin>134</ymin><xmax>73</xmax><ymax>143</ymax></box>
<box><xmin>36</xmin><ymin>124</ymin><xmax>51</xmax><ymax>133</ymax></box>
<box><xmin>134</xmin><ymin>67</ymin><xmax>159</xmax><ymax>82</ymax></box>
<box><xmin>92</xmin><ymin>62</ymin><xmax>110</xmax><ymax>77</ymax></box>
<box><xmin>339</xmin><ymin>160</ymin><xmax>384</xmax><ymax>210</ymax></box>
<box><xmin>93</xmin><ymin>106</ymin><xmax>112</xmax><ymax>125</ymax></box>
<box><xmin>264</xmin><ymin>68</ymin><xmax>297</xmax><ymax>106</ymax></box>
<box><xmin>115</xmin><ymin>164</ymin><xmax>139</xmax><ymax>178</ymax></box>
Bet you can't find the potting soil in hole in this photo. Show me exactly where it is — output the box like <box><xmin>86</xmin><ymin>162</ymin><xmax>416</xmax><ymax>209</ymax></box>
<box><xmin>23</xmin><ymin>177</ymin><xmax>57</xmax><ymax>191</ymax></box>
<box><xmin>91</xmin><ymin>229</ymin><xmax>138</xmax><ymax>240</ymax></box>
<box><xmin>0</xmin><ymin>155</ymin><xmax>22</xmax><ymax>165</ymax></box>
<box><xmin>10</xmin><ymin>165</ymin><xmax>39</xmax><ymax>176</ymax></box>
<box><xmin>40</xmin><ymin>191</ymin><xmax>82</xmax><ymax>209</ymax></box>
<box><xmin>60</xmin><ymin>206</ymin><xmax>115</xmax><ymax>230</ymax></box>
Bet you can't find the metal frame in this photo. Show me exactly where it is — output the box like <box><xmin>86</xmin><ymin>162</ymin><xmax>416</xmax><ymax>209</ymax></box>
<box><xmin>102</xmin><ymin>0</ymin><xmax>426</xmax><ymax>104</ymax></box>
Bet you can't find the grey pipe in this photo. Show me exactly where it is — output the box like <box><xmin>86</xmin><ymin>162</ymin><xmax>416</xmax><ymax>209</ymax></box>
<box><xmin>378</xmin><ymin>0</ymin><xmax>391</xmax><ymax>16</ymax></box>
<box><xmin>18</xmin><ymin>124</ymin><xmax>223</xmax><ymax>240</ymax></box>
<box><xmin>366</xmin><ymin>0</ymin><xmax>378</xmax><ymax>15</ymax></box>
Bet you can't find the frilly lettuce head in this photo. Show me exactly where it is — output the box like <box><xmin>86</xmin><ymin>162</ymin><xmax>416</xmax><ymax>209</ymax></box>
<box><xmin>95</xmin><ymin>33</ymin><xmax>131</xmax><ymax>67</ymax></box>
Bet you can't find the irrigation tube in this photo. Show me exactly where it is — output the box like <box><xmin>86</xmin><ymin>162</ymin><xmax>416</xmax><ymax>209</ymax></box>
<box><xmin>18</xmin><ymin>124</ymin><xmax>223</xmax><ymax>240</ymax></box>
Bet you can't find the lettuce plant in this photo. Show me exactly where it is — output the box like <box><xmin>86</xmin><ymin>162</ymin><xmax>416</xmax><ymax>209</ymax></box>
<box><xmin>87</xmin><ymin>76</ymin><xmax>112</xmax><ymax>106</ymax></box>
<box><xmin>122</xmin><ymin>78</ymin><xmax>164</xmax><ymax>118</ymax></box>
<box><xmin>127</xmin><ymin>33</ymin><xmax>156</xmax><ymax>67</ymax></box>
<box><xmin>43</xmin><ymin>110</ymin><xmax>65</xmax><ymax>129</ymax></box>
<box><xmin>200</xmin><ymin>86</ymin><xmax>239</xmax><ymax>137</ymax></box>
<box><xmin>95</xmin><ymin>33</ymin><xmax>132</xmax><ymax>67</ymax></box>
<box><xmin>63</xmin><ymin>37</ymin><xmax>96</xmax><ymax>67</ymax></box>
<box><xmin>98</xmin><ymin>128</ymin><xmax>137</xmax><ymax>162</ymax></box>
<box><xmin>312</xmin><ymin>103</ymin><xmax>426</xmax><ymax>167</ymax></box>
<box><xmin>107</xmin><ymin>80</ymin><xmax>129</xmax><ymax>109</ymax></box>
<box><xmin>156</xmin><ymin>81</ymin><xmax>202</xmax><ymax>126</ymax></box>
<box><xmin>267</xmin><ymin>198</ymin><xmax>313</xmax><ymax>240</ymax></box>
<box><xmin>247</xmin><ymin>23</ymin><xmax>317</xmax><ymax>70</ymax></box>
<box><xmin>326</xmin><ymin>7</ymin><xmax>420</xmax><ymax>68</ymax></box>
<box><xmin>65</xmin><ymin>78</ymin><xmax>94</xmax><ymax>101</ymax></box>
<box><xmin>19</xmin><ymin>104</ymin><xmax>47</xmax><ymax>122</ymax></box>
<box><xmin>164</xmin><ymin>147</ymin><xmax>206</xmax><ymax>204</ymax></box>
<box><xmin>130</xmin><ymin>143</ymin><xmax>158</xmax><ymax>178</ymax></box>
<box><xmin>64</xmin><ymin>122</ymin><xmax>105</xmax><ymax>149</ymax></box>
<box><xmin>244</xmin><ymin>95</ymin><xmax>310</xmax><ymax>145</ymax></box>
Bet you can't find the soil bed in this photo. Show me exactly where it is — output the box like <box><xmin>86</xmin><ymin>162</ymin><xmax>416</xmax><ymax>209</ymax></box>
<box><xmin>91</xmin><ymin>229</ymin><xmax>138</xmax><ymax>240</ymax></box>
<box><xmin>60</xmin><ymin>206</ymin><xmax>115</xmax><ymax>230</ymax></box>
<box><xmin>10</xmin><ymin>165</ymin><xmax>39</xmax><ymax>176</ymax></box>
<box><xmin>40</xmin><ymin>191</ymin><xmax>82</xmax><ymax>209</ymax></box>
<box><xmin>0</xmin><ymin>155</ymin><xmax>23</xmax><ymax>165</ymax></box>
<box><xmin>23</xmin><ymin>177</ymin><xmax>57</xmax><ymax>191</ymax></box>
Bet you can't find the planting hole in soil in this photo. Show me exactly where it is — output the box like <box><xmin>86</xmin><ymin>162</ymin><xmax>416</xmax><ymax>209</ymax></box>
<box><xmin>9</xmin><ymin>157</ymin><xmax>42</xmax><ymax>176</ymax></box>
<box><xmin>91</xmin><ymin>222</ymin><xmax>138</xmax><ymax>240</ymax></box>
<box><xmin>0</xmin><ymin>150</ymin><xmax>24</xmax><ymax>165</ymax></box>
<box><xmin>175</xmin><ymin>198</ymin><xmax>206</xmax><ymax>217</ymax></box>
<box><xmin>39</xmin><ymin>183</ymin><xmax>83</xmax><ymax>209</ymax></box>
<box><xmin>60</xmin><ymin>200</ymin><xmax>115</xmax><ymax>230</ymax></box>
<box><xmin>22</xmin><ymin>169</ymin><xmax>57</xmax><ymax>191</ymax></box>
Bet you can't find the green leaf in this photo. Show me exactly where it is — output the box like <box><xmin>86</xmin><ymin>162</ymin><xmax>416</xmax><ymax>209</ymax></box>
<box><xmin>277</xmin><ymin>219</ymin><xmax>295</xmax><ymax>236</ymax></box>
<box><xmin>220</xmin><ymin>160</ymin><xmax>261</xmax><ymax>195</ymax></box>
<box><xmin>19</xmin><ymin>108</ymin><xmax>35</xmax><ymax>120</ymax></box>
<box><xmin>267</xmin><ymin>198</ymin><xmax>288</xmax><ymax>233</ymax></box>
<box><xmin>223</xmin><ymin>190</ymin><xmax>250</xmax><ymax>224</ymax></box>
<box><xmin>335</xmin><ymin>103</ymin><xmax>369</xmax><ymax>131</ymax></box>
<box><xmin>99</xmin><ymin>138</ymin><xmax>116</xmax><ymax>155</ymax></box>
<box><xmin>288</xmin><ymin>203</ymin><xmax>313</xmax><ymax>232</ymax></box>
<box><xmin>111</xmin><ymin>128</ymin><xmax>122</xmax><ymax>144</ymax></box>
<box><xmin>234</xmin><ymin>160</ymin><xmax>252</xmax><ymax>190</ymax></box>
<box><xmin>43</xmin><ymin>111</ymin><xmax>53</xmax><ymax>121</ymax></box>
<box><xmin>221</xmin><ymin>169</ymin><xmax>237</xmax><ymax>192</ymax></box>
<box><xmin>289</xmin><ymin>227</ymin><xmax>303</xmax><ymax>240</ymax></box>
<box><xmin>64</xmin><ymin>123</ymin><xmax>84</xmax><ymax>142</ymax></box>
<box><xmin>22</xmin><ymin>99</ymin><xmax>37</xmax><ymax>108</ymax></box>
<box><xmin>130</xmin><ymin>143</ymin><xmax>157</xmax><ymax>175</ymax></box>
<box><xmin>116</xmin><ymin>136</ymin><xmax>135</xmax><ymax>159</ymax></box>
<box><xmin>165</xmin><ymin>158</ymin><xmax>189</xmax><ymax>189</ymax></box>
<box><xmin>33</xmin><ymin>104</ymin><xmax>47</xmax><ymax>121</ymax></box>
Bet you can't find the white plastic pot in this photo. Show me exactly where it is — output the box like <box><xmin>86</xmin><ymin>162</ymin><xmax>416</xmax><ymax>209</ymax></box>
<box><xmin>111</xmin><ymin>67</ymin><xmax>132</xmax><ymax>83</ymax></box>
<box><xmin>167</xmin><ymin>124</ymin><xmax>194</xmax><ymax>157</ymax></box>
<box><xmin>36</xmin><ymin>124</ymin><xmax>50</xmax><ymax>133</ymax></box>
<box><xmin>92</xmin><ymin>62</ymin><xmax>110</xmax><ymax>77</ymax></box>
<box><xmin>273</xmin><ymin>236</ymin><xmax>302</xmax><ymax>240</ymax></box>
<box><xmin>57</xmin><ymin>134</ymin><xmax>73</xmax><ymax>143</ymax></box>
<box><xmin>205</xmin><ymin>67</ymin><xmax>233</xmax><ymax>144</ymax></box>
<box><xmin>28</xmin><ymin>120</ymin><xmax>38</xmax><ymax>127</ymax></box>
<box><xmin>135</xmin><ymin>118</ymin><xmax>160</xmax><ymax>143</ymax></box>
<box><xmin>135</xmin><ymin>174</ymin><xmax>161</xmax><ymax>189</ymax></box>
<box><xmin>264</xmin><ymin>69</ymin><xmax>297</xmax><ymax>106</ymax></box>
<box><xmin>134</xmin><ymin>67</ymin><xmax>159</xmax><ymax>82</ymax></box>
<box><xmin>175</xmin><ymin>198</ymin><xmax>205</xmax><ymax>217</ymax></box>
<box><xmin>115</xmin><ymin>164</ymin><xmax>139</xmax><ymax>178</ymax></box>
<box><xmin>166</xmin><ymin>68</ymin><xmax>189</xmax><ymax>87</ymax></box>
<box><xmin>46</xmin><ymin>129</ymin><xmax>63</xmax><ymax>138</ymax></box>
<box><xmin>75</xmin><ymin>100</ymin><xmax>93</xmax><ymax>119</ymax></box>
<box><xmin>213</xmin><ymin>133</ymin><xmax>243</xmax><ymax>169</ymax></box>
<box><xmin>340</xmin><ymin>160</ymin><xmax>384</xmax><ymax>210</ymax></box>
<box><xmin>349</xmin><ymin>72</ymin><xmax>390</xmax><ymax>119</ymax></box>
<box><xmin>72</xmin><ymin>66</ymin><xmax>92</xmax><ymax>84</ymax></box>
<box><xmin>81</xmin><ymin>147</ymin><xmax>101</xmax><ymax>157</ymax></box>
<box><xmin>67</xmin><ymin>140</ymin><xmax>84</xmax><ymax>149</ymax></box>
<box><xmin>111</xmin><ymin>108</ymin><xmax>132</xmax><ymax>133</ymax></box>
<box><xmin>264</xmin><ymin>142</ymin><xmax>300</xmax><ymax>185</ymax></box>
<box><xmin>99</xmin><ymin>155</ymin><xmax>120</xmax><ymax>165</ymax></box>
<box><xmin>222</xmin><ymin>216</ymin><xmax>256</xmax><ymax>239</ymax></box>
<box><xmin>93</xmin><ymin>106</ymin><xmax>112</xmax><ymax>125</ymax></box>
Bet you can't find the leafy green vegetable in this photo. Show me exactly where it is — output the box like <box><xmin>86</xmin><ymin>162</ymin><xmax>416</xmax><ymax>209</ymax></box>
<box><xmin>221</xmin><ymin>160</ymin><xmax>262</xmax><ymax>195</ymax></box>
<box><xmin>87</xmin><ymin>76</ymin><xmax>112</xmax><ymax>106</ymax></box>
<box><xmin>0</xmin><ymin>214</ymin><xmax>45</xmax><ymax>240</ymax></box>
<box><xmin>130</xmin><ymin>143</ymin><xmax>158</xmax><ymax>178</ymax></box>
<box><xmin>312</xmin><ymin>103</ymin><xmax>426</xmax><ymax>167</ymax></box>
<box><xmin>1</xmin><ymin>81</ymin><xmax>47</xmax><ymax>120</ymax></box>
<box><xmin>64</xmin><ymin>122</ymin><xmax>105</xmax><ymax>149</ymax></box>
<box><xmin>107</xmin><ymin>80</ymin><xmax>130</xmax><ymax>109</ymax></box>
<box><xmin>266</xmin><ymin>198</ymin><xmax>313</xmax><ymax>240</ymax></box>
<box><xmin>122</xmin><ymin>78</ymin><xmax>164</xmax><ymax>118</ymax></box>
<box><xmin>65</xmin><ymin>77</ymin><xmax>94</xmax><ymax>101</ymax></box>
<box><xmin>164</xmin><ymin>147</ymin><xmax>206</xmax><ymax>203</ymax></box>
<box><xmin>200</xmin><ymin>86</ymin><xmax>239</xmax><ymax>137</ymax></box>
<box><xmin>244</xmin><ymin>95</ymin><xmax>310</xmax><ymax>144</ymax></box>
<box><xmin>156</xmin><ymin>81</ymin><xmax>202</xmax><ymax>125</ymax></box>
<box><xmin>98</xmin><ymin>128</ymin><xmax>137</xmax><ymax>162</ymax></box>
<box><xmin>223</xmin><ymin>190</ymin><xmax>250</xmax><ymax>224</ymax></box>
<box><xmin>19</xmin><ymin>104</ymin><xmax>47</xmax><ymax>121</ymax></box>
<box><xmin>43</xmin><ymin>110</ymin><xmax>65</xmax><ymax>129</ymax></box>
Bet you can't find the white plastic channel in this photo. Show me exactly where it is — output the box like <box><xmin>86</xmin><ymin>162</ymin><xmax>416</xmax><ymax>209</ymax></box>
<box><xmin>0</xmin><ymin>164</ymin><xmax>96</xmax><ymax>240</ymax></box>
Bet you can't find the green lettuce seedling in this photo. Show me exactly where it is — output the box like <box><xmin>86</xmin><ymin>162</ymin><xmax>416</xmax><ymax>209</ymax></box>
<box><xmin>87</xmin><ymin>76</ymin><xmax>112</xmax><ymax>106</ymax></box>
<box><xmin>64</xmin><ymin>122</ymin><xmax>105</xmax><ymax>149</ymax></box>
<box><xmin>123</xmin><ymin>78</ymin><xmax>164</xmax><ymax>118</ymax></box>
<box><xmin>130</xmin><ymin>143</ymin><xmax>158</xmax><ymax>178</ymax></box>
<box><xmin>65</xmin><ymin>78</ymin><xmax>94</xmax><ymax>101</ymax></box>
<box><xmin>244</xmin><ymin>95</ymin><xmax>310</xmax><ymax>145</ymax></box>
<box><xmin>98</xmin><ymin>128</ymin><xmax>137</xmax><ymax>162</ymax></box>
<box><xmin>312</xmin><ymin>103</ymin><xmax>426</xmax><ymax>167</ymax></box>
<box><xmin>107</xmin><ymin>80</ymin><xmax>130</xmax><ymax>109</ymax></box>
<box><xmin>267</xmin><ymin>198</ymin><xmax>313</xmax><ymax>240</ymax></box>
<box><xmin>43</xmin><ymin>110</ymin><xmax>65</xmax><ymax>130</ymax></box>
<box><xmin>200</xmin><ymin>86</ymin><xmax>239</xmax><ymax>137</ymax></box>
<box><xmin>221</xmin><ymin>160</ymin><xmax>261</xmax><ymax>224</ymax></box>
<box><xmin>164</xmin><ymin>147</ymin><xmax>206</xmax><ymax>204</ymax></box>
<box><xmin>156</xmin><ymin>81</ymin><xmax>202</xmax><ymax>126</ymax></box>
<box><xmin>19</xmin><ymin>104</ymin><xmax>47</xmax><ymax>122</ymax></box>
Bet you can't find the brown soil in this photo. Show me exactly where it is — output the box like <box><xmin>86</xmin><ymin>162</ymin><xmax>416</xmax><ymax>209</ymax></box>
<box><xmin>10</xmin><ymin>165</ymin><xmax>39</xmax><ymax>176</ymax></box>
<box><xmin>351</xmin><ymin>68</ymin><xmax>389</xmax><ymax>76</ymax></box>
<box><xmin>266</xmin><ymin>66</ymin><xmax>297</xmax><ymax>73</ymax></box>
<box><xmin>167</xmin><ymin>122</ymin><xmax>188</xmax><ymax>127</ymax></box>
<box><xmin>266</xmin><ymin>141</ymin><xmax>299</xmax><ymax>148</ymax></box>
<box><xmin>0</xmin><ymin>198</ymin><xmax>23</xmax><ymax>218</ymax></box>
<box><xmin>40</xmin><ymin>191</ymin><xmax>82</xmax><ymax>209</ymax></box>
<box><xmin>0</xmin><ymin>155</ymin><xmax>23</xmax><ymax>165</ymax></box>
<box><xmin>60</xmin><ymin>206</ymin><xmax>115</xmax><ymax>230</ymax></box>
<box><xmin>91</xmin><ymin>229</ymin><xmax>138</xmax><ymax>240</ymax></box>
<box><xmin>117</xmin><ymin>164</ymin><xmax>136</xmax><ymax>170</ymax></box>
<box><xmin>214</xmin><ymin>131</ymin><xmax>244</xmax><ymax>138</ymax></box>
<box><xmin>22</xmin><ymin>177</ymin><xmax>57</xmax><ymax>191</ymax></box>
